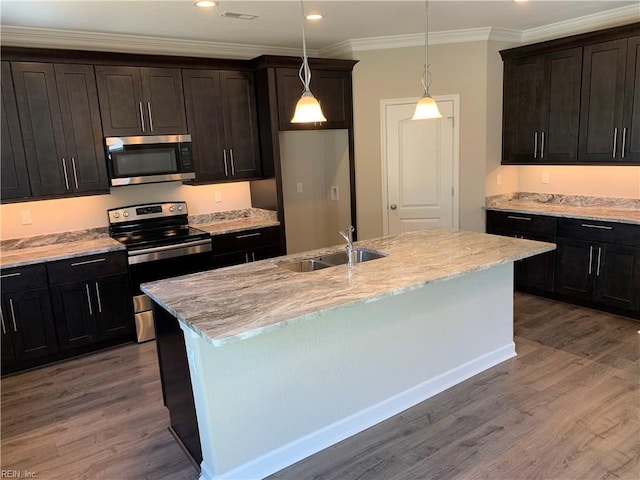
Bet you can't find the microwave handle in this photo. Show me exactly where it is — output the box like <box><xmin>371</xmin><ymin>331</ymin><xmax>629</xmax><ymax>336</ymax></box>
<box><xmin>138</xmin><ymin>102</ymin><xmax>145</xmax><ymax>132</ymax></box>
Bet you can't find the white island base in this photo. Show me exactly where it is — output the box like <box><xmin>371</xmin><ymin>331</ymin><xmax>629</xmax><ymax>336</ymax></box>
<box><xmin>180</xmin><ymin>262</ymin><xmax>516</xmax><ymax>480</ymax></box>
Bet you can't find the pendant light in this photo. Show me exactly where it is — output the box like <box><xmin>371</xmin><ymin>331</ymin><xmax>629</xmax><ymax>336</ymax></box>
<box><xmin>412</xmin><ymin>0</ymin><xmax>442</xmax><ymax>120</ymax></box>
<box><xmin>291</xmin><ymin>0</ymin><xmax>327</xmax><ymax>123</ymax></box>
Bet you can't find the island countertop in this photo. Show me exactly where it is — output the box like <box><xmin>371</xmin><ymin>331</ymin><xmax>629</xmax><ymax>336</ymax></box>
<box><xmin>142</xmin><ymin>228</ymin><xmax>554</xmax><ymax>347</ymax></box>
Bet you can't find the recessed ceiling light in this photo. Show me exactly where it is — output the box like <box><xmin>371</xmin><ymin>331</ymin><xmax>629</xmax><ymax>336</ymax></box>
<box><xmin>195</xmin><ymin>1</ymin><xmax>217</xmax><ymax>8</ymax></box>
<box><xmin>305</xmin><ymin>13</ymin><xmax>323</xmax><ymax>21</ymax></box>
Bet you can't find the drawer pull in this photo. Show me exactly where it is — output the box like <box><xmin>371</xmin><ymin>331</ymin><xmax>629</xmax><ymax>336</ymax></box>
<box><xmin>85</xmin><ymin>284</ymin><xmax>93</xmax><ymax>315</ymax></box>
<box><xmin>9</xmin><ymin>298</ymin><xmax>17</xmax><ymax>333</ymax></box>
<box><xmin>0</xmin><ymin>272</ymin><xmax>22</xmax><ymax>279</ymax></box>
<box><xmin>70</xmin><ymin>258</ymin><xmax>107</xmax><ymax>267</ymax></box>
<box><xmin>1</xmin><ymin>307</ymin><xmax>6</xmax><ymax>335</ymax></box>
<box><xmin>507</xmin><ymin>215</ymin><xmax>532</xmax><ymax>221</ymax></box>
<box><xmin>581</xmin><ymin>224</ymin><xmax>613</xmax><ymax>230</ymax></box>
<box><xmin>236</xmin><ymin>232</ymin><xmax>262</xmax><ymax>239</ymax></box>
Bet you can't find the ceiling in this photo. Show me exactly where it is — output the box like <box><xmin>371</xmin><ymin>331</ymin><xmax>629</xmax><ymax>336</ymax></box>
<box><xmin>1</xmin><ymin>0</ymin><xmax>638</xmax><ymax>55</ymax></box>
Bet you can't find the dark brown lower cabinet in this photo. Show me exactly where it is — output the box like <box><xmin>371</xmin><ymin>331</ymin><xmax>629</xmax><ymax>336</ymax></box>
<box><xmin>211</xmin><ymin>226</ymin><xmax>283</xmax><ymax>268</ymax></box>
<box><xmin>153</xmin><ymin>303</ymin><xmax>202</xmax><ymax>469</ymax></box>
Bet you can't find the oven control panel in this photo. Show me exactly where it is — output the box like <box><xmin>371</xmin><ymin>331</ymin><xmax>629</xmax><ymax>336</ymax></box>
<box><xmin>108</xmin><ymin>202</ymin><xmax>187</xmax><ymax>224</ymax></box>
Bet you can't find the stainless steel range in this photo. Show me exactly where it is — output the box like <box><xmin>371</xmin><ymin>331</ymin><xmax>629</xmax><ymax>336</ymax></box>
<box><xmin>108</xmin><ymin>201</ymin><xmax>212</xmax><ymax>342</ymax></box>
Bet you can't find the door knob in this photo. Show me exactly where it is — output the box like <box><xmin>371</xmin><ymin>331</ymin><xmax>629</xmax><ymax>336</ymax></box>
<box><xmin>390</xmin><ymin>204</ymin><xmax>397</xmax><ymax>210</ymax></box>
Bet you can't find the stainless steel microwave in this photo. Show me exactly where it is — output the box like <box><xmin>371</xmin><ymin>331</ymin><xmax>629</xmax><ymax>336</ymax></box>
<box><xmin>105</xmin><ymin>134</ymin><xmax>195</xmax><ymax>186</ymax></box>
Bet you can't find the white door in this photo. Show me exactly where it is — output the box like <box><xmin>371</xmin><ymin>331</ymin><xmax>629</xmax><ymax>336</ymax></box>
<box><xmin>381</xmin><ymin>96</ymin><xmax>458</xmax><ymax>235</ymax></box>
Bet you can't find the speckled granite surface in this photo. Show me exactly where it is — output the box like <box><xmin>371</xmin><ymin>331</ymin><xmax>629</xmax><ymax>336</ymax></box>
<box><xmin>191</xmin><ymin>208</ymin><xmax>279</xmax><ymax>235</ymax></box>
<box><xmin>486</xmin><ymin>193</ymin><xmax>640</xmax><ymax>224</ymax></box>
<box><xmin>142</xmin><ymin>228</ymin><xmax>555</xmax><ymax>348</ymax></box>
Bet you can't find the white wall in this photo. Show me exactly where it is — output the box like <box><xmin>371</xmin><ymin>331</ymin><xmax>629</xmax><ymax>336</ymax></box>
<box><xmin>0</xmin><ymin>181</ymin><xmax>252</xmax><ymax>239</ymax></box>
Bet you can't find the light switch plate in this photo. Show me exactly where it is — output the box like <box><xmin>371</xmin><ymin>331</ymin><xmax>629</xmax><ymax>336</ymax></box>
<box><xmin>296</xmin><ymin>182</ymin><xmax>303</xmax><ymax>193</ymax></box>
<box><xmin>214</xmin><ymin>191</ymin><xmax>223</xmax><ymax>203</ymax></box>
<box><xmin>20</xmin><ymin>210</ymin><xmax>32</xmax><ymax>225</ymax></box>
<box><xmin>331</xmin><ymin>186</ymin><xmax>339</xmax><ymax>201</ymax></box>
<box><xmin>496</xmin><ymin>174</ymin><xmax>502</xmax><ymax>186</ymax></box>
<box><xmin>542</xmin><ymin>172</ymin><xmax>550</xmax><ymax>184</ymax></box>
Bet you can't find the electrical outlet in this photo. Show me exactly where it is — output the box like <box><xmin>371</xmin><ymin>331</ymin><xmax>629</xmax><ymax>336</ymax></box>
<box><xmin>542</xmin><ymin>172</ymin><xmax>550</xmax><ymax>184</ymax></box>
<box><xmin>330</xmin><ymin>186</ymin><xmax>339</xmax><ymax>201</ymax></box>
<box><xmin>496</xmin><ymin>174</ymin><xmax>502</xmax><ymax>186</ymax></box>
<box><xmin>214</xmin><ymin>191</ymin><xmax>223</xmax><ymax>203</ymax></box>
<box><xmin>20</xmin><ymin>210</ymin><xmax>32</xmax><ymax>225</ymax></box>
<box><xmin>296</xmin><ymin>182</ymin><xmax>303</xmax><ymax>193</ymax></box>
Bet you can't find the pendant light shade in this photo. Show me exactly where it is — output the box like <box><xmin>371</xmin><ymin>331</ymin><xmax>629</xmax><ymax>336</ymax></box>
<box><xmin>413</xmin><ymin>0</ymin><xmax>442</xmax><ymax>120</ymax></box>
<box><xmin>291</xmin><ymin>0</ymin><xmax>327</xmax><ymax>123</ymax></box>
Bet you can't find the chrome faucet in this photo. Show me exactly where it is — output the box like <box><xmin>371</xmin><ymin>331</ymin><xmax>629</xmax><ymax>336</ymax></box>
<box><xmin>339</xmin><ymin>225</ymin><xmax>355</xmax><ymax>267</ymax></box>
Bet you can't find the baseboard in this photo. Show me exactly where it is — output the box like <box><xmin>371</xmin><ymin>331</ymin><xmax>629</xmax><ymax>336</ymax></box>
<box><xmin>207</xmin><ymin>342</ymin><xmax>516</xmax><ymax>480</ymax></box>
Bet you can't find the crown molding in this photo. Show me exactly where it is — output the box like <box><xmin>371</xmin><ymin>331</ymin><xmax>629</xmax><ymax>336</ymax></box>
<box><xmin>0</xmin><ymin>25</ymin><xmax>312</xmax><ymax>59</ymax></box>
<box><xmin>521</xmin><ymin>5</ymin><xmax>640</xmax><ymax>45</ymax></box>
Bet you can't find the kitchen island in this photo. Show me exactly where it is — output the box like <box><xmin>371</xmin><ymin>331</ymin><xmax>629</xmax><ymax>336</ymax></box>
<box><xmin>142</xmin><ymin>228</ymin><xmax>554</xmax><ymax>480</ymax></box>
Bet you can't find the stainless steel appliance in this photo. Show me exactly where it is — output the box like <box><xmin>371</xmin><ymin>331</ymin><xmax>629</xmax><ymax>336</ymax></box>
<box><xmin>108</xmin><ymin>201</ymin><xmax>212</xmax><ymax>342</ymax></box>
<box><xmin>105</xmin><ymin>134</ymin><xmax>195</xmax><ymax>186</ymax></box>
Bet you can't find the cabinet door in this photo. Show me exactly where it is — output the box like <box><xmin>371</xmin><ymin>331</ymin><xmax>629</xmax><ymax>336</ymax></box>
<box><xmin>3</xmin><ymin>288</ymin><xmax>58</xmax><ymax>361</ymax></box>
<box><xmin>54</xmin><ymin>64</ymin><xmax>109</xmax><ymax>193</ymax></box>
<box><xmin>1</xmin><ymin>61</ymin><xmax>31</xmax><ymax>201</ymax></box>
<box><xmin>220</xmin><ymin>70</ymin><xmax>261</xmax><ymax>179</ymax></box>
<box><xmin>95</xmin><ymin>274</ymin><xmax>134</xmax><ymax>340</ymax></box>
<box><xmin>593</xmin><ymin>243</ymin><xmax>640</xmax><ymax>312</ymax></box>
<box><xmin>1</xmin><ymin>306</ymin><xmax>16</xmax><ymax>367</ymax></box>
<box><xmin>182</xmin><ymin>69</ymin><xmax>226</xmax><ymax>181</ymax></box>
<box><xmin>579</xmin><ymin>39</ymin><xmax>627</xmax><ymax>163</ymax></box>
<box><xmin>516</xmin><ymin>233</ymin><xmax>556</xmax><ymax>293</ymax></box>
<box><xmin>140</xmin><ymin>67</ymin><xmax>187</xmax><ymax>135</ymax></box>
<box><xmin>622</xmin><ymin>36</ymin><xmax>640</xmax><ymax>163</ymax></box>
<box><xmin>554</xmin><ymin>237</ymin><xmax>594</xmax><ymax>301</ymax></box>
<box><xmin>502</xmin><ymin>56</ymin><xmax>544</xmax><ymax>164</ymax></box>
<box><xmin>50</xmin><ymin>281</ymin><xmax>99</xmax><ymax>349</ymax></box>
<box><xmin>540</xmin><ymin>48</ymin><xmax>582</xmax><ymax>163</ymax></box>
<box><xmin>95</xmin><ymin>65</ymin><xmax>145</xmax><ymax>136</ymax></box>
<box><xmin>11</xmin><ymin>62</ymin><xmax>69</xmax><ymax>196</ymax></box>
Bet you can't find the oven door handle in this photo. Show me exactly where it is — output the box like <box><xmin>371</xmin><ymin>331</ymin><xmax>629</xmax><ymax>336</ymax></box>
<box><xmin>129</xmin><ymin>239</ymin><xmax>212</xmax><ymax>257</ymax></box>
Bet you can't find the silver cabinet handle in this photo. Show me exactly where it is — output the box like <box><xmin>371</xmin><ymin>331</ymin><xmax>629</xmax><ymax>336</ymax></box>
<box><xmin>541</xmin><ymin>131</ymin><xmax>545</xmax><ymax>159</ymax></box>
<box><xmin>95</xmin><ymin>283</ymin><xmax>102</xmax><ymax>313</ymax></box>
<box><xmin>230</xmin><ymin>148</ymin><xmax>235</xmax><ymax>176</ymax></box>
<box><xmin>1</xmin><ymin>307</ymin><xmax>6</xmax><ymax>335</ymax></box>
<box><xmin>390</xmin><ymin>204</ymin><xmax>397</xmax><ymax>210</ymax></box>
<box><xmin>533</xmin><ymin>132</ymin><xmax>538</xmax><ymax>159</ymax></box>
<box><xmin>139</xmin><ymin>102</ymin><xmax>145</xmax><ymax>132</ymax></box>
<box><xmin>596</xmin><ymin>247</ymin><xmax>602</xmax><ymax>277</ymax></box>
<box><xmin>613</xmin><ymin>127</ymin><xmax>618</xmax><ymax>158</ymax></box>
<box><xmin>70</xmin><ymin>258</ymin><xmax>106</xmax><ymax>267</ymax></box>
<box><xmin>9</xmin><ymin>298</ymin><xmax>17</xmax><ymax>332</ymax></box>
<box><xmin>622</xmin><ymin>127</ymin><xmax>627</xmax><ymax>159</ymax></box>
<box><xmin>252</xmin><ymin>252</ymin><xmax>256</xmax><ymax>262</ymax></box>
<box><xmin>147</xmin><ymin>102</ymin><xmax>154</xmax><ymax>132</ymax></box>
<box><xmin>85</xmin><ymin>284</ymin><xmax>93</xmax><ymax>315</ymax></box>
<box><xmin>588</xmin><ymin>246</ymin><xmax>593</xmax><ymax>275</ymax></box>
<box><xmin>71</xmin><ymin>157</ymin><xmax>79</xmax><ymax>189</ymax></box>
<box><xmin>0</xmin><ymin>272</ymin><xmax>21</xmax><ymax>279</ymax></box>
<box><xmin>62</xmin><ymin>157</ymin><xmax>70</xmax><ymax>190</ymax></box>
<box><xmin>223</xmin><ymin>150</ymin><xmax>229</xmax><ymax>176</ymax></box>
<box><xmin>581</xmin><ymin>223</ymin><xmax>613</xmax><ymax>230</ymax></box>
<box><xmin>245</xmin><ymin>253</ymin><xmax>249</xmax><ymax>263</ymax></box>
<box><xmin>507</xmin><ymin>215</ymin><xmax>532</xmax><ymax>221</ymax></box>
<box><xmin>236</xmin><ymin>232</ymin><xmax>261</xmax><ymax>239</ymax></box>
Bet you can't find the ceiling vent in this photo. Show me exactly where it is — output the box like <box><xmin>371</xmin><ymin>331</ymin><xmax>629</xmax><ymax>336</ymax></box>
<box><xmin>221</xmin><ymin>11</ymin><xmax>258</xmax><ymax>20</ymax></box>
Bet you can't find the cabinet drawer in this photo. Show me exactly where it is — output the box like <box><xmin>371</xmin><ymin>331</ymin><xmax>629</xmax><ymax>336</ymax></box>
<box><xmin>486</xmin><ymin>210</ymin><xmax>557</xmax><ymax>236</ymax></box>
<box><xmin>0</xmin><ymin>264</ymin><xmax>48</xmax><ymax>293</ymax></box>
<box><xmin>557</xmin><ymin>218</ymin><xmax>639</xmax><ymax>246</ymax></box>
<box><xmin>211</xmin><ymin>226</ymin><xmax>280</xmax><ymax>254</ymax></box>
<box><xmin>47</xmin><ymin>251</ymin><xmax>128</xmax><ymax>285</ymax></box>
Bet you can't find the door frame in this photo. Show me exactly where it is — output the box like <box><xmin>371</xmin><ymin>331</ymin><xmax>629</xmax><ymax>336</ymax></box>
<box><xmin>380</xmin><ymin>94</ymin><xmax>460</xmax><ymax>235</ymax></box>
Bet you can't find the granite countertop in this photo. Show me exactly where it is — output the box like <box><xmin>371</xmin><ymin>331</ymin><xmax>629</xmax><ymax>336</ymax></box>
<box><xmin>485</xmin><ymin>193</ymin><xmax>639</xmax><ymax>225</ymax></box>
<box><xmin>189</xmin><ymin>207</ymin><xmax>279</xmax><ymax>235</ymax></box>
<box><xmin>142</xmin><ymin>228</ymin><xmax>555</xmax><ymax>348</ymax></box>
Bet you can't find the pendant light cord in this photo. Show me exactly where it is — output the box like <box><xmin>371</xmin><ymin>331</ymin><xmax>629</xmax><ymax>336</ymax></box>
<box><xmin>421</xmin><ymin>0</ymin><xmax>432</xmax><ymax>95</ymax></box>
<box><xmin>298</xmin><ymin>0</ymin><xmax>312</xmax><ymax>94</ymax></box>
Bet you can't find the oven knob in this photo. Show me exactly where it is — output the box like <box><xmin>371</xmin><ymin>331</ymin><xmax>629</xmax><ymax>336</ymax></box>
<box><xmin>123</xmin><ymin>211</ymin><xmax>129</xmax><ymax>217</ymax></box>
<box><xmin>177</xmin><ymin>205</ymin><xmax>183</xmax><ymax>212</ymax></box>
<box><xmin>113</xmin><ymin>212</ymin><xmax>120</xmax><ymax>219</ymax></box>
<box><xmin>169</xmin><ymin>206</ymin><xmax>175</xmax><ymax>212</ymax></box>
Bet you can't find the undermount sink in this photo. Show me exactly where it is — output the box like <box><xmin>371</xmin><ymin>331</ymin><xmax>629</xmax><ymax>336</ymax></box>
<box><xmin>280</xmin><ymin>248</ymin><xmax>388</xmax><ymax>272</ymax></box>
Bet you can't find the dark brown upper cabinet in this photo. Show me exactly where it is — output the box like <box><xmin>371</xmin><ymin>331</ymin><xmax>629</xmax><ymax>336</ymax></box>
<box><xmin>182</xmin><ymin>69</ymin><xmax>261</xmax><ymax>182</ymax></box>
<box><xmin>502</xmin><ymin>48</ymin><xmax>582</xmax><ymax>164</ymax></box>
<box><xmin>579</xmin><ymin>36</ymin><xmax>639</xmax><ymax>163</ymax></box>
<box><xmin>275</xmin><ymin>68</ymin><xmax>352</xmax><ymax>130</ymax></box>
<box><xmin>500</xmin><ymin>23</ymin><xmax>639</xmax><ymax>166</ymax></box>
<box><xmin>1</xmin><ymin>62</ymin><xmax>31</xmax><ymax>201</ymax></box>
<box><xmin>95</xmin><ymin>66</ymin><xmax>187</xmax><ymax>137</ymax></box>
<box><xmin>10</xmin><ymin>62</ymin><xmax>108</xmax><ymax>197</ymax></box>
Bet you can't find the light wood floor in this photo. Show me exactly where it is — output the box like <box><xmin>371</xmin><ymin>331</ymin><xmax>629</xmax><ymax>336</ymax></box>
<box><xmin>2</xmin><ymin>293</ymin><xmax>638</xmax><ymax>480</ymax></box>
